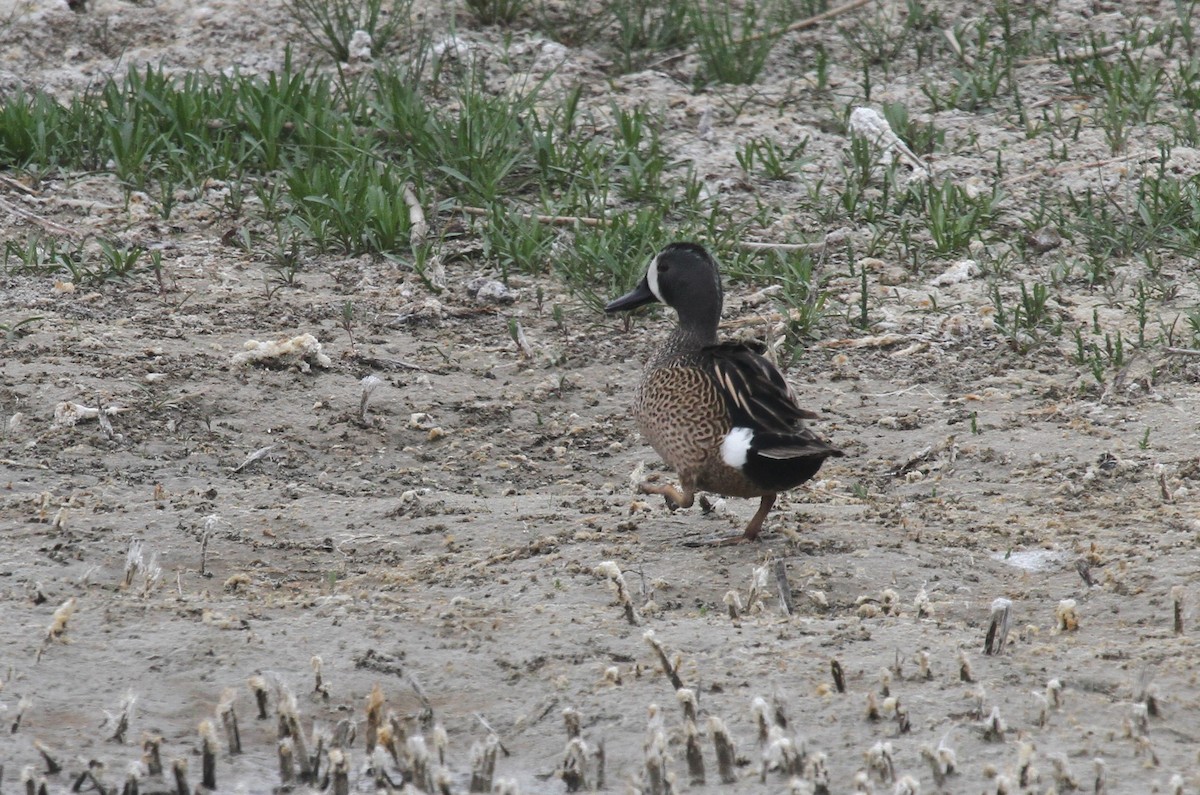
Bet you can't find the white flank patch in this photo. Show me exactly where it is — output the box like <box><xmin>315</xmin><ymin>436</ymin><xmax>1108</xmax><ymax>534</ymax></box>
<box><xmin>646</xmin><ymin>253</ymin><xmax>664</xmax><ymax>302</ymax></box>
<box><xmin>720</xmin><ymin>427</ymin><xmax>754</xmax><ymax>469</ymax></box>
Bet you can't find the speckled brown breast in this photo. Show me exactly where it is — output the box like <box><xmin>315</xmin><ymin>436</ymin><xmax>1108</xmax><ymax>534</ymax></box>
<box><xmin>634</xmin><ymin>365</ymin><xmax>767</xmax><ymax>498</ymax></box>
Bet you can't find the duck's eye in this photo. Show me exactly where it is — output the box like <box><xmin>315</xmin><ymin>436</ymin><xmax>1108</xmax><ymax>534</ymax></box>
<box><xmin>658</xmin><ymin>263</ymin><xmax>669</xmax><ymax>274</ymax></box>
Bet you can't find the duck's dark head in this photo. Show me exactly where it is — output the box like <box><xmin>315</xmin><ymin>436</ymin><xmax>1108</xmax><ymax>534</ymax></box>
<box><xmin>604</xmin><ymin>242</ymin><xmax>724</xmax><ymax>332</ymax></box>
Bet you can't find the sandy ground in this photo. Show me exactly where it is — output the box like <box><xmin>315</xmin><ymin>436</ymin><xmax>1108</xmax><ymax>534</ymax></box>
<box><xmin>3</xmin><ymin>0</ymin><xmax>1200</xmax><ymax>792</ymax></box>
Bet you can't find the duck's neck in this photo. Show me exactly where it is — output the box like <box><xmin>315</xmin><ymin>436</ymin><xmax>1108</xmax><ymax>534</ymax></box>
<box><xmin>654</xmin><ymin>315</ymin><xmax>719</xmax><ymax>366</ymax></box>
<box><xmin>678</xmin><ymin>314</ymin><xmax>720</xmax><ymax>346</ymax></box>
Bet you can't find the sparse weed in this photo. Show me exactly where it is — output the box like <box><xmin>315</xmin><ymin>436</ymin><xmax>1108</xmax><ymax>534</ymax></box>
<box><xmin>286</xmin><ymin>156</ymin><xmax>415</xmax><ymax>255</ymax></box>
<box><xmin>96</xmin><ymin>240</ymin><xmax>147</xmax><ymax>282</ymax></box>
<box><xmin>765</xmin><ymin>250</ymin><xmax>828</xmax><ymax>356</ymax></box>
<box><xmin>690</xmin><ymin>0</ymin><xmax>786</xmax><ymax>85</ymax></box>
<box><xmin>531</xmin><ymin>0</ymin><xmax>609</xmax><ymax>47</ymax></box>
<box><xmin>436</xmin><ymin>69</ymin><xmax>545</xmax><ymax>203</ymax></box>
<box><xmin>287</xmin><ymin>0</ymin><xmax>412</xmax><ymax>61</ymax></box>
<box><xmin>609</xmin><ymin>0</ymin><xmax>690</xmax><ymax>71</ymax></box>
<box><xmin>990</xmin><ymin>280</ymin><xmax>1055</xmax><ymax>351</ymax></box>
<box><xmin>464</xmin><ymin>0</ymin><xmax>527</xmax><ymax>25</ymax></box>
<box><xmin>0</xmin><ymin>315</ymin><xmax>42</xmax><ymax>345</ymax></box>
<box><xmin>1185</xmin><ymin>306</ymin><xmax>1200</xmax><ymax>347</ymax></box>
<box><xmin>880</xmin><ymin>102</ymin><xmax>943</xmax><ymax>156</ymax></box>
<box><xmin>265</xmin><ymin>225</ymin><xmax>304</xmax><ymax>293</ymax></box>
<box><xmin>479</xmin><ymin>206</ymin><xmax>557</xmax><ymax>283</ymax></box>
<box><xmin>529</xmin><ymin>87</ymin><xmax>608</xmax><ymax>192</ymax></box>
<box><xmin>923</xmin><ymin>180</ymin><xmax>1002</xmax><ymax>254</ymax></box>
<box><xmin>612</xmin><ymin>104</ymin><xmax>672</xmax><ymax>202</ymax></box>
<box><xmin>1073</xmin><ymin>328</ymin><xmax>1127</xmax><ymax>384</ymax></box>
<box><xmin>4</xmin><ymin>236</ymin><xmax>75</xmax><ymax>276</ymax></box>
<box><xmin>842</xmin><ymin>0</ymin><xmax>942</xmax><ymax>76</ymax></box>
<box><xmin>736</xmin><ymin>136</ymin><xmax>810</xmax><ymax>180</ymax></box>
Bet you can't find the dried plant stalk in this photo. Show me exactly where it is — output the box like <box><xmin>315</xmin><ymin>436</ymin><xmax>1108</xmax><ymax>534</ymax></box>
<box><xmin>199</xmin><ymin>720</ymin><xmax>218</xmax><ymax>789</ymax></box>
<box><xmin>984</xmin><ymin>597</ymin><xmax>1012</xmax><ymax>655</ymax></box>
<box><xmin>365</xmin><ymin>683</ymin><xmax>385</xmax><ymax>754</ymax></box>
<box><xmin>218</xmin><ymin>689</ymin><xmax>241</xmax><ymax>755</ymax></box>
<box><xmin>684</xmin><ymin>720</ymin><xmax>704</xmax><ymax>784</ymax></box>
<box><xmin>643</xmin><ymin>630</ymin><xmax>685</xmax><ymax>691</ymax></box>
<box><xmin>709</xmin><ymin>716</ymin><xmax>738</xmax><ymax>784</ymax></box>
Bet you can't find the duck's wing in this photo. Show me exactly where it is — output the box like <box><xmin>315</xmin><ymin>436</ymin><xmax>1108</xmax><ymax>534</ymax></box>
<box><xmin>751</xmin><ymin>433</ymin><xmax>845</xmax><ymax>460</ymax></box>
<box><xmin>702</xmin><ymin>342</ymin><xmax>821</xmax><ymax>434</ymax></box>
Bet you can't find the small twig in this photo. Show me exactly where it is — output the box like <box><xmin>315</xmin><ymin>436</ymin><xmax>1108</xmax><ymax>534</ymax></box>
<box><xmin>685</xmin><ymin>720</ymin><xmax>705</xmax><ymax>784</ymax></box>
<box><xmin>595</xmin><ymin>562</ymin><xmax>640</xmax><ymax>626</ymax></box>
<box><xmin>1029</xmin><ymin>94</ymin><xmax>1090</xmax><ymax>109</ymax></box>
<box><xmin>1165</xmin><ymin>347</ymin><xmax>1200</xmax><ymax>356</ymax></box>
<box><xmin>983</xmin><ymin>598</ymin><xmax>1012</xmax><ymax>655</ymax></box>
<box><xmin>106</xmin><ymin>690</ymin><xmax>136</xmax><ymax>743</ymax></box>
<box><xmin>34</xmin><ymin>740</ymin><xmax>63</xmax><ymax>774</ymax></box>
<box><xmin>650</xmin><ymin>0</ymin><xmax>872</xmax><ymax>67</ymax></box>
<box><xmin>0</xmin><ymin>195</ymin><xmax>76</xmax><ymax>237</ymax></box>
<box><xmin>218</xmin><ymin>689</ymin><xmax>242</xmax><ymax>756</ymax></box>
<box><xmin>143</xmin><ymin>735</ymin><xmax>163</xmax><ymax>776</ymax></box>
<box><xmin>171</xmin><ymin>758</ymin><xmax>189</xmax><ymax>795</ymax></box>
<box><xmin>277</xmin><ymin>738</ymin><xmax>295</xmax><ymax>787</ymax></box>
<box><xmin>95</xmin><ymin>392</ymin><xmax>116</xmax><ymax>440</ymax></box>
<box><xmin>1075</xmin><ymin>558</ymin><xmax>1096</xmax><ymax>588</ymax></box>
<box><xmin>248</xmin><ymin>676</ymin><xmax>270</xmax><ymax>720</ymax></box>
<box><xmin>199</xmin><ymin>720</ymin><xmax>218</xmax><ymax>789</ymax></box>
<box><xmin>469</xmin><ymin>734</ymin><xmax>500</xmax><ymax>793</ymax></box>
<box><xmin>198</xmin><ymin>528</ymin><xmax>211</xmax><ymax>578</ymax></box>
<box><xmin>460</xmin><ymin>204</ymin><xmax>822</xmax><ymax>255</ymax></box>
<box><xmin>459</xmin><ymin>205</ymin><xmax>607</xmax><ymax>228</ymax></box>
<box><xmin>473</xmin><ymin>714</ymin><xmax>511</xmax><ymax>757</ymax></box>
<box><xmin>736</xmin><ymin>239</ymin><xmax>825</xmax><ymax>254</ymax></box>
<box><xmin>329</xmin><ymin>748</ymin><xmax>349</xmax><ymax>795</ymax></box>
<box><xmin>1002</xmin><ymin>150</ymin><xmax>1157</xmax><ymax>186</ymax></box>
<box><xmin>723</xmin><ymin>590</ymin><xmax>742</xmax><ymax>620</ymax></box>
<box><xmin>1018</xmin><ymin>40</ymin><xmax>1127</xmax><ymax>67</ymax></box>
<box><xmin>831</xmin><ymin>659</ymin><xmax>846</xmax><ymax>693</ymax></box>
<box><xmin>402</xmin><ymin>182</ymin><xmax>428</xmax><ymax>249</ymax></box>
<box><xmin>312</xmin><ymin>655</ymin><xmax>330</xmax><ymax>700</ymax></box>
<box><xmin>354</xmin><ymin>354</ymin><xmax>433</xmax><ymax>373</ymax></box>
<box><xmin>773</xmin><ymin>559</ymin><xmax>794</xmax><ymax>616</ymax></box>
<box><xmin>508</xmin><ymin>318</ymin><xmax>535</xmax><ymax>359</ymax></box>
<box><xmin>1172</xmin><ymin>586</ymin><xmax>1186</xmax><ymax>635</ymax></box>
<box><xmin>643</xmin><ymin>630</ymin><xmax>685</xmax><ymax>691</ymax></box>
<box><xmin>366</xmin><ymin>684</ymin><xmax>385</xmax><ymax>755</ymax></box>
<box><xmin>0</xmin><ymin>173</ymin><xmax>35</xmax><ymax>195</ymax></box>
<box><xmin>11</xmin><ymin>696</ymin><xmax>30</xmax><ymax>733</ymax></box>
<box><xmin>708</xmin><ymin>716</ymin><xmax>738</xmax><ymax>784</ymax></box>
<box><xmin>230</xmin><ymin>445</ymin><xmax>274</xmax><ymax>474</ymax></box>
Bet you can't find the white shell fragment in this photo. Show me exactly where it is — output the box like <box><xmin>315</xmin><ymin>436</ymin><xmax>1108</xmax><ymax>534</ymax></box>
<box><xmin>467</xmin><ymin>277</ymin><xmax>516</xmax><ymax>304</ymax></box>
<box><xmin>929</xmin><ymin>260</ymin><xmax>980</xmax><ymax>287</ymax></box>
<box><xmin>53</xmin><ymin>401</ymin><xmax>127</xmax><ymax>427</ymax></box>
<box><xmin>848</xmin><ymin>107</ymin><xmax>931</xmax><ymax>177</ymax></box>
<box><xmin>230</xmin><ymin>334</ymin><xmax>332</xmax><ymax>372</ymax></box>
<box><xmin>347</xmin><ymin>30</ymin><xmax>373</xmax><ymax>62</ymax></box>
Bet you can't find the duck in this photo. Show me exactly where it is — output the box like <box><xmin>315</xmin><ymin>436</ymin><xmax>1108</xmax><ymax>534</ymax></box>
<box><xmin>605</xmin><ymin>242</ymin><xmax>843</xmax><ymax>545</ymax></box>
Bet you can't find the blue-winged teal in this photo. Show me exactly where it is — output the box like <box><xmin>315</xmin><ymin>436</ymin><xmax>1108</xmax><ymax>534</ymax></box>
<box><xmin>605</xmin><ymin>242</ymin><xmax>843</xmax><ymax>545</ymax></box>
